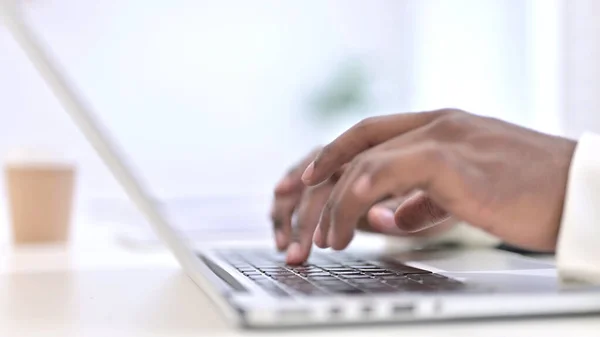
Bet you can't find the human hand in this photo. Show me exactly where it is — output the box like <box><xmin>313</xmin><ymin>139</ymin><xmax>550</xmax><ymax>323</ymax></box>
<box><xmin>301</xmin><ymin>109</ymin><xmax>577</xmax><ymax>252</ymax></box>
<box><xmin>271</xmin><ymin>148</ymin><xmax>457</xmax><ymax>265</ymax></box>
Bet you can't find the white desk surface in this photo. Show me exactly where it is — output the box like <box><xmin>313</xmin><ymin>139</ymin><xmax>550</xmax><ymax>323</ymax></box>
<box><xmin>1</xmin><ymin>222</ymin><xmax>599</xmax><ymax>337</ymax></box>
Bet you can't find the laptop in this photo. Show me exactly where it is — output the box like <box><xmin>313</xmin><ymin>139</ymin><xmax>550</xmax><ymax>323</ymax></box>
<box><xmin>4</xmin><ymin>1</ymin><xmax>600</xmax><ymax>328</ymax></box>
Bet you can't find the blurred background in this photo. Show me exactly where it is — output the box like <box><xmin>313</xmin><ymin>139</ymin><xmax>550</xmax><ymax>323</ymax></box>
<box><xmin>1</xmin><ymin>0</ymin><xmax>599</xmax><ymax>242</ymax></box>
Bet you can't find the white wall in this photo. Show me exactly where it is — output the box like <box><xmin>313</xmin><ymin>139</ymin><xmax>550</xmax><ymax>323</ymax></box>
<box><xmin>560</xmin><ymin>0</ymin><xmax>600</xmax><ymax>138</ymax></box>
<box><xmin>0</xmin><ymin>1</ymin><xmax>536</xmax><ymax>226</ymax></box>
<box><xmin>411</xmin><ymin>0</ymin><xmax>531</xmax><ymax>126</ymax></box>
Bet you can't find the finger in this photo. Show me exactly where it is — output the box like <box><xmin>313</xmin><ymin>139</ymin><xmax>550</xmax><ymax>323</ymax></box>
<box><xmin>324</xmin><ymin>152</ymin><xmax>392</xmax><ymax>249</ymax></box>
<box><xmin>270</xmin><ymin>193</ymin><xmax>301</xmax><ymax>251</ymax></box>
<box><xmin>360</xmin><ymin>198</ymin><xmax>400</xmax><ymax>232</ymax></box>
<box><xmin>317</xmin><ymin>158</ymin><xmax>367</xmax><ymax>249</ymax></box>
<box><xmin>275</xmin><ymin>147</ymin><xmax>321</xmax><ymax>194</ymax></box>
<box><xmin>364</xmin><ymin>198</ymin><xmax>408</xmax><ymax>235</ymax></box>
<box><xmin>365</xmin><ymin>195</ymin><xmax>456</xmax><ymax>237</ymax></box>
<box><xmin>272</xmin><ymin>148</ymin><xmax>321</xmax><ymax>250</ymax></box>
<box><xmin>394</xmin><ymin>192</ymin><xmax>450</xmax><ymax>233</ymax></box>
<box><xmin>328</xmin><ymin>144</ymin><xmax>448</xmax><ymax>250</ymax></box>
<box><xmin>310</xmin><ymin>164</ymin><xmax>349</xmax><ymax>249</ymax></box>
<box><xmin>286</xmin><ymin>184</ymin><xmax>333</xmax><ymax>265</ymax></box>
<box><xmin>302</xmin><ymin>110</ymin><xmax>447</xmax><ymax>186</ymax></box>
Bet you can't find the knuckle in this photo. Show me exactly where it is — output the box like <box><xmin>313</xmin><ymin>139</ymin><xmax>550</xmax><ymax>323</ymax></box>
<box><xmin>354</xmin><ymin>116</ymin><xmax>378</xmax><ymax>133</ymax></box>
<box><xmin>428</xmin><ymin>109</ymin><xmax>470</xmax><ymax>136</ymax></box>
<box><xmin>441</xmin><ymin>107</ymin><xmax>467</xmax><ymax>116</ymax></box>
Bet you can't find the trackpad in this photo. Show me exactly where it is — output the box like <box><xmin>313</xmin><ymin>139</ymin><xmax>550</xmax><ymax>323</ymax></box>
<box><xmin>387</xmin><ymin>248</ymin><xmax>554</xmax><ymax>273</ymax></box>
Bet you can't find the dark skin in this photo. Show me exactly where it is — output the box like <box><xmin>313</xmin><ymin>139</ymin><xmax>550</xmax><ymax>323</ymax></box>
<box><xmin>273</xmin><ymin>109</ymin><xmax>577</xmax><ymax>264</ymax></box>
<box><xmin>272</xmin><ymin>149</ymin><xmax>457</xmax><ymax>264</ymax></box>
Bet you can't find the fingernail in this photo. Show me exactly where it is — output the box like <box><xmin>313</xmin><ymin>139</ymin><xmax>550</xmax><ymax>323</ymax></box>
<box><xmin>353</xmin><ymin>175</ymin><xmax>371</xmax><ymax>195</ymax></box>
<box><xmin>301</xmin><ymin>162</ymin><xmax>314</xmax><ymax>183</ymax></box>
<box><xmin>370</xmin><ymin>207</ymin><xmax>395</xmax><ymax>227</ymax></box>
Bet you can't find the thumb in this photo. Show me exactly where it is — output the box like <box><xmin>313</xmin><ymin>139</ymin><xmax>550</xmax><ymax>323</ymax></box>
<box><xmin>394</xmin><ymin>192</ymin><xmax>450</xmax><ymax>233</ymax></box>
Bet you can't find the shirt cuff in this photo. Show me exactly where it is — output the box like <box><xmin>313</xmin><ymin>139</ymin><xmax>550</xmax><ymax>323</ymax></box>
<box><xmin>556</xmin><ymin>132</ymin><xmax>600</xmax><ymax>282</ymax></box>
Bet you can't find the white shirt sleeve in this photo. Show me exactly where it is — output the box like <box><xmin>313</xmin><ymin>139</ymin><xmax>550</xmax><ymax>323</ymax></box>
<box><xmin>557</xmin><ymin>132</ymin><xmax>600</xmax><ymax>282</ymax></box>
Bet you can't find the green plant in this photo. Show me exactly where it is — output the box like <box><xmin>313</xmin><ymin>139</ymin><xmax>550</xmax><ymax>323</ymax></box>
<box><xmin>308</xmin><ymin>58</ymin><xmax>370</xmax><ymax>122</ymax></box>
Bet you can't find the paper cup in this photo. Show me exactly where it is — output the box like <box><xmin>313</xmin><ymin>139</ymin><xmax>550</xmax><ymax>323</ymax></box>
<box><xmin>4</xmin><ymin>148</ymin><xmax>76</xmax><ymax>244</ymax></box>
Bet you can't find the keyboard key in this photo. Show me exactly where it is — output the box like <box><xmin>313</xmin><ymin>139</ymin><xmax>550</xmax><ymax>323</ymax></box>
<box><xmin>236</xmin><ymin>267</ymin><xmax>256</xmax><ymax>272</ymax></box>
<box><xmin>332</xmin><ymin>272</ymin><xmax>362</xmax><ymax>276</ymax></box>
<box><xmin>272</xmin><ymin>275</ymin><xmax>303</xmax><ymax>281</ymax></box>
<box><xmin>348</xmin><ymin>278</ymin><xmax>381</xmax><ymax>284</ymax></box>
<box><xmin>338</xmin><ymin>274</ymin><xmax>372</xmax><ymax>279</ymax></box>
<box><xmin>290</xmin><ymin>266</ymin><xmax>320</xmax><ymax>272</ymax></box>
<box><xmin>267</xmin><ymin>271</ymin><xmax>294</xmax><ymax>276</ymax></box>
<box><xmin>259</xmin><ymin>267</ymin><xmax>285</xmax><ymax>271</ymax></box>
<box><xmin>360</xmin><ymin>269</ymin><xmax>389</xmax><ymax>274</ymax></box>
<box><xmin>306</xmin><ymin>274</ymin><xmax>339</xmax><ymax>280</ymax></box>
<box><xmin>369</xmin><ymin>271</ymin><xmax>395</xmax><ymax>277</ymax></box>
<box><xmin>379</xmin><ymin>274</ymin><xmax>407</xmax><ymax>280</ymax></box>
<box><xmin>278</xmin><ymin>277</ymin><xmax>307</xmax><ymax>284</ymax></box>
<box><xmin>242</xmin><ymin>271</ymin><xmax>263</xmax><ymax>276</ymax></box>
<box><xmin>318</xmin><ymin>264</ymin><xmax>346</xmax><ymax>269</ymax></box>
<box><xmin>350</xmin><ymin>265</ymin><xmax>381</xmax><ymax>270</ymax></box>
<box><xmin>302</xmin><ymin>271</ymin><xmax>331</xmax><ymax>276</ymax></box>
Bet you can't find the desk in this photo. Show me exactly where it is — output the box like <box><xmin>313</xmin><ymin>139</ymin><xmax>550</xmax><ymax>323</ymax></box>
<box><xmin>1</xmin><ymin>223</ymin><xmax>599</xmax><ymax>337</ymax></box>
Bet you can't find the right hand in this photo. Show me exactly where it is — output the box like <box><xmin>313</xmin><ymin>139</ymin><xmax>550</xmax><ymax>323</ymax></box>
<box><xmin>271</xmin><ymin>148</ymin><xmax>458</xmax><ymax>265</ymax></box>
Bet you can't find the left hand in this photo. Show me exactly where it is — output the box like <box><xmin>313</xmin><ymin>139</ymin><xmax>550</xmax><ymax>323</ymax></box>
<box><xmin>301</xmin><ymin>109</ymin><xmax>577</xmax><ymax>252</ymax></box>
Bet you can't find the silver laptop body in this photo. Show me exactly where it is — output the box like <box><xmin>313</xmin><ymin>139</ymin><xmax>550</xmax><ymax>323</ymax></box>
<box><xmin>3</xmin><ymin>1</ymin><xmax>600</xmax><ymax>328</ymax></box>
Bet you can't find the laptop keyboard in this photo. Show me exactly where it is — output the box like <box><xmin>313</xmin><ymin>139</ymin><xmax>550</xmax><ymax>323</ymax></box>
<box><xmin>218</xmin><ymin>250</ymin><xmax>467</xmax><ymax>297</ymax></box>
